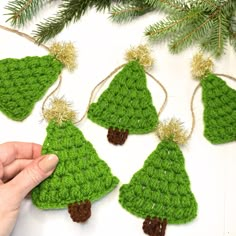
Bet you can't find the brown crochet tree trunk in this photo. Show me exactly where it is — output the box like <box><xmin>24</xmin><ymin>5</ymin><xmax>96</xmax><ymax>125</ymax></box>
<box><xmin>107</xmin><ymin>127</ymin><xmax>129</xmax><ymax>145</ymax></box>
<box><xmin>143</xmin><ymin>217</ymin><xmax>167</xmax><ymax>236</ymax></box>
<box><xmin>68</xmin><ymin>200</ymin><xmax>91</xmax><ymax>223</ymax></box>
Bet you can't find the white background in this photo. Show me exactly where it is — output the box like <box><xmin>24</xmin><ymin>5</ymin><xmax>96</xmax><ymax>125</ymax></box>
<box><xmin>0</xmin><ymin>1</ymin><xmax>235</xmax><ymax>236</ymax></box>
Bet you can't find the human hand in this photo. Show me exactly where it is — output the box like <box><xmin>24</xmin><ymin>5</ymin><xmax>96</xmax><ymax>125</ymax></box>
<box><xmin>0</xmin><ymin>142</ymin><xmax>58</xmax><ymax>236</ymax></box>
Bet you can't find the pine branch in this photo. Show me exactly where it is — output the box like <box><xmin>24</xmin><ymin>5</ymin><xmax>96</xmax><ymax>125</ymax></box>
<box><xmin>110</xmin><ymin>0</ymin><xmax>189</xmax><ymax>24</ymax></box>
<box><xmin>202</xmin><ymin>15</ymin><xmax>229</xmax><ymax>57</ymax></box>
<box><xmin>110</xmin><ymin>3</ymin><xmax>154</xmax><ymax>23</ymax></box>
<box><xmin>169</xmin><ymin>2</ymin><xmax>230</xmax><ymax>56</ymax></box>
<box><xmin>143</xmin><ymin>0</ymin><xmax>235</xmax><ymax>57</ymax></box>
<box><xmin>230</xmin><ymin>11</ymin><xmax>236</xmax><ymax>51</ymax></box>
<box><xmin>218</xmin><ymin>14</ymin><xmax>223</xmax><ymax>52</ymax></box>
<box><xmin>169</xmin><ymin>14</ymin><xmax>216</xmax><ymax>53</ymax></box>
<box><xmin>199</xmin><ymin>0</ymin><xmax>218</xmax><ymax>8</ymax></box>
<box><xmin>144</xmin><ymin>0</ymin><xmax>188</xmax><ymax>13</ymax></box>
<box><xmin>5</xmin><ymin>0</ymin><xmax>46</xmax><ymax>27</ymax></box>
<box><xmin>145</xmin><ymin>9</ymin><xmax>200</xmax><ymax>42</ymax></box>
<box><xmin>34</xmin><ymin>0</ymin><xmax>124</xmax><ymax>43</ymax></box>
<box><xmin>228</xmin><ymin>1</ymin><xmax>236</xmax><ymax>51</ymax></box>
<box><xmin>201</xmin><ymin>5</ymin><xmax>232</xmax><ymax>57</ymax></box>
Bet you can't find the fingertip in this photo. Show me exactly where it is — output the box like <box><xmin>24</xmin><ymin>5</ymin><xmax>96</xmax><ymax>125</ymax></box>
<box><xmin>38</xmin><ymin>154</ymin><xmax>59</xmax><ymax>173</ymax></box>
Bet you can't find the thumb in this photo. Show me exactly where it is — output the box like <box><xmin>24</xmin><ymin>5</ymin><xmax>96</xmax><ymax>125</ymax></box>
<box><xmin>8</xmin><ymin>154</ymin><xmax>59</xmax><ymax>202</ymax></box>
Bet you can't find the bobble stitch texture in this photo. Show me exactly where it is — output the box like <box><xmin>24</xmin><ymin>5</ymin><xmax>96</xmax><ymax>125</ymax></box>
<box><xmin>88</xmin><ymin>60</ymin><xmax>158</xmax><ymax>134</ymax></box>
<box><xmin>201</xmin><ymin>73</ymin><xmax>236</xmax><ymax>144</ymax></box>
<box><xmin>31</xmin><ymin>121</ymin><xmax>119</xmax><ymax>209</ymax></box>
<box><xmin>119</xmin><ymin>140</ymin><xmax>197</xmax><ymax>224</ymax></box>
<box><xmin>0</xmin><ymin>55</ymin><xmax>63</xmax><ymax>121</ymax></box>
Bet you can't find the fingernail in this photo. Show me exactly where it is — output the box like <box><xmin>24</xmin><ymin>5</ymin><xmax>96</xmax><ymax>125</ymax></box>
<box><xmin>38</xmin><ymin>155</ymin><xmax>59</xmax><ymax>173</ymax></box>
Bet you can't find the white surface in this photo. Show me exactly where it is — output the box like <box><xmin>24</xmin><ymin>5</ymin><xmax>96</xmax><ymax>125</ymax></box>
<box><xmin>0</xmin><ymin>2</ymin><xmax>235</xmax><ymax>236</ymax></box>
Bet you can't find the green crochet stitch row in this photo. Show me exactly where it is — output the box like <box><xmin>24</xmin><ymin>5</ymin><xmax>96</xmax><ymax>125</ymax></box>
<box><xmin>31</xmin><ymin>120</ymin><xmax>119</xmax><ymax>209</ymax></box>
<box><xmin>201</xmin><ymin>73</ymin><xmax>236</xmax><ymax>144</ymax></box>
<box><xmin>119</xmin><ymin>139</ymin><xmax>197</xmax><ymax>224</ymax></box>
<box><xmin>0</xmin><ymin>55</ymin><xmax>63</xmax><ymax>121</ymax></box>
<box><xmin>88</xmin><ymin>60</ymin><xmax>158</xmax><ymax>134</ymax></box>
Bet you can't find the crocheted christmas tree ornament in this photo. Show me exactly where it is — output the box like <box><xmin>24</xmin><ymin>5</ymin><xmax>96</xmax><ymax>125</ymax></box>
<box><xmin>88</xmin><ymin>45</ymin><xmax>158</xmax><ymax>145</ymax></box>
<box><xmin>119</xmin><ymin>120</ymin><xmax>197</xmax><ymax>236</ymax></box>
<box><xmin>201</xmin><ymin>73</ymin><xmax>236</xmax><ymax>144</ymax></box>
<box><xmin>0</xmin><ymin>55</ymin><xmax>63</xmax><ymax>121</ymax></box>
<box><xmin>0</xmin><ymin>42</ymin><xmax>76</xmax><ymax>121</ymax></box>
<box><xmin>31</xmin><ymin>98</ymin><xmax>119</xmax><ymax>223</ymax></box>
<box><xmin>191</xmin><ymin>53</ymin><xmax>236</xmax><ymax>144</ymax></box>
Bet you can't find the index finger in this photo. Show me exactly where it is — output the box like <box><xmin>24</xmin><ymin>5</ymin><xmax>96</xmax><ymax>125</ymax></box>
<box><xmin>0</xmin><ymin>142</ymin><xmax>42</xmax><ymax>166</ymax></box>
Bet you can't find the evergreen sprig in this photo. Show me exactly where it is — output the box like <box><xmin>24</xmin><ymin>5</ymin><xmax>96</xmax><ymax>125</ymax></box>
<box><xmin>145</xmin><ymin>1</ymin><xmax>234</xmax><ymax>57</ymax></box>
<box><xmin>34</xmin><ymin>0</ymin><xmax>125</xmax><ymax>43</ymax></box>
<box><xmin>5</xmin><ymin>0</ymin><xmax>47</xmax><ymax>27</ymax></box>
<box><xmin>111</xmin><ymin>0</ymin><xmax>236</xmax><ymax>58</ymax></box>
<box><xmin>144</xmin><ymin>0</ymin><xmax>188</xmax><ymax>13</ymax></box>
<box><xmin>5</xmin><ymin>0</ymin><xmax>124</xmax><ymax>43</ymax></box>
<box><xmin>229</xmin><ymin>3</ymin><xmax>236</xmax><ymax>51</ymax></box>
<box><xmin>110</xmin><ymin>2</ymin><xmax>154</xmax><ymax>23</ymax></box>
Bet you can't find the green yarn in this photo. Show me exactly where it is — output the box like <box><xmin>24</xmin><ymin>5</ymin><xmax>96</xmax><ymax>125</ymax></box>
<box><xmin>201</xmin><ymin>73</ymin><xmax>236</xmax><ymax>144</ymax></box>
<box><xmin>0</xmin><ymin>55</ymin><xmax>63</xmax><ymax>121</ymax></box>
<box><xmin>31</xmin><ymin>120</ymin><xmax>119</xmax><ymax>209</ymax></box>
<box><xmin>88</xmin><ymin>60</ymin><xmax>158</xmax><ymax>134</ymax></box>
<box><xmin>119</xmin><ymin>139</ymin><xmax>197</xmax><ymax>224</ymax></box>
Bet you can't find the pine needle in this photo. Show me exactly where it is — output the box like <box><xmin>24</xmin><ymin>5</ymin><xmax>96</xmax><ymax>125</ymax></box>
<box><xmin>191</xmin><ymin>53</ymin><xmax>214</xmax><ymax>80</ymax></box>
<box><xmin>5</xmin><ymin>0</ymin><xmax>46</xmax><ymax>27</ymax></box>
<box><xmin>110</xmin><ymin>2</ymin><xmax>153</xmax><ymax>23</ymax></box>
<box><xmin>125</xmin><ymin>44</ymin><xmax>154</xmax><ymax>70</ymax></box>
<box><xmin>49</xmin><ymin>42</ymin><xmax>77</xmax><ymax>71</ymax></box>
<box><xmin>43</xmin><ymin>97</ymin><xmax>77</xmax><ymax>124</ymax></box>
<box><xmin>156</xmin><ymin>118</ymin><xmax>188</xmax><ymax>145</ymax></box>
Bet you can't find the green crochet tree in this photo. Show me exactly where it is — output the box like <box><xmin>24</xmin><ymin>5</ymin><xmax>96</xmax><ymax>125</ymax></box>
<box><xmin>0</xmin><ymin>55</ymin><xmax>63</xmax><ymax>121</ymax></box>
<box><xmin>88</xmin><ymin>46</ymin><xmax>158</xmax><ymax>145</ymax></box>
<box><xmin>31</xmin><ymin>98</ymin><xmax>119</xmax><ymax>223</ymax></box>
<box><xmin>201</xmin><ymin>73</ymin><xmax>236</xmax><ymax>144</ymax></box>
<box><xmin>191</xmin><ymin>53</ymin><xmax>236</xmax><ymax>144</ymax></box>
<box><xmin>119</xmin><ymin>120</ymin><xmax>197</xmax><ymax>236</ymax></box>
